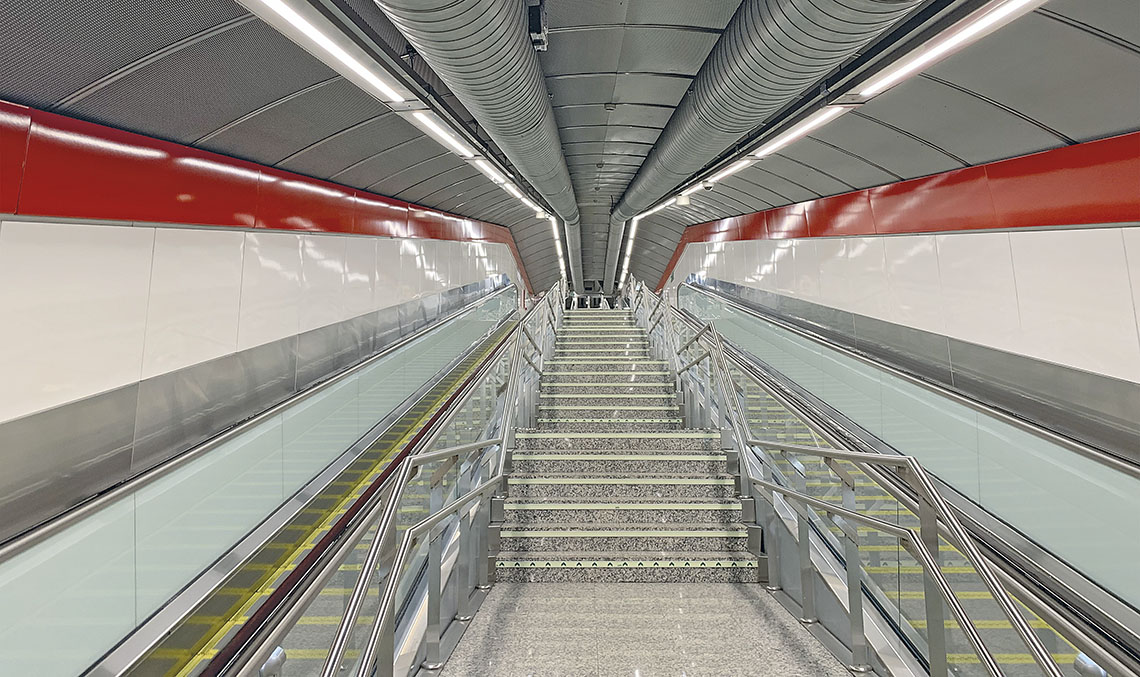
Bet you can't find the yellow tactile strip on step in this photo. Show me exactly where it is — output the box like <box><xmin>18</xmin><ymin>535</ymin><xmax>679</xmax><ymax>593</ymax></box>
<box><xmin>125</xmin><ymin>323</ymin><xmax>515</xmax><ymax>677</ymax></box>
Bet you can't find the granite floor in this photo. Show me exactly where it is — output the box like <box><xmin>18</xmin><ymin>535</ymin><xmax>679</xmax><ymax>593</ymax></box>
<box><xmin>438</xmin><ymin>583</ymin><xmax>852</xmax><ymax>676</ymax></box>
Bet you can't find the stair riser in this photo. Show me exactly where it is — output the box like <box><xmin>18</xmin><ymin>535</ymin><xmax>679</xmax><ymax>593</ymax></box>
<box><xmin>541</xmin><ymin>384</ymin><xmax>674</xmax><ymax>395</ymax></box>
<box><xmin>510</xmin><ymin>458</ymin><xmax>729</xmax><ymax>474</ymax></box>
<box><xmin>536</xmin><ymin>421</ymin><xmax>680</xmax><ymax>432</ymax></box>
<box><xmin>544</xmin><ymin>363</ymin><xmax>665</xmax><ymax>373</ymax></box>
<box><xmin>554</xmin><ymin>350</ymin><xmax>651</xmax><ymax>358</ymax></box>
<box><xmin>542</xmin><ymin>373</ymin><xmax>670</xmax><ymax>384</ymax></box>
<box><xmin>537</xmin><ymin>407</ymin><xmax>679</xmax><ymax>418</ymax></box>
<box><xmin>495</xmin><ymin>567</ymin><xmax>759</xmax><ymax>583</ymax></box>
<box><xmin>516</xmin><ymin>437</ymin><xmax>719</xmax><ymax>451</ymax></box>
<box><xmin>499</xmin><ymin>535</ymin><xmax>749</xmax><ymax>552</ymax></box>
<box><xmin>508</xmin><ymin>482</ymin><xmax>736</xmax><ymax>499</ymax></box>
<box><xmin>503</xmin><ymin>507</ymin><xmax>742</xmax><ymax>524</ymax></box>
<box><xmin>540</xmin><ymin>396</ymin><xmax>677</xmax><ymax>408</ymax></box>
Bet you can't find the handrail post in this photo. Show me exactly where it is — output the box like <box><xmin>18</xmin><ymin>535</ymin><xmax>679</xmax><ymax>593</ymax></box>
<box><xmin>421</xmin><ymin>476</ymin><xmax>445</xmax><ymax>671</ymax></box>
<box><xmin>918</xmin><ymin>490</ymin><xmax>949</xmax><ymax>677</ymax></box>
<box><xmin>836</xmin><ymin>459</ymin><xmax>871</xmax><ymax>673</ymax></box>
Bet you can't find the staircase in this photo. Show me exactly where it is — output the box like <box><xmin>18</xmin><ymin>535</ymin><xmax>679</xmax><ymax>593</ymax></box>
<box><xmin>493</xmin><ymin>308</ymin><xmax>761</xmax><ymax>582</ymax></box>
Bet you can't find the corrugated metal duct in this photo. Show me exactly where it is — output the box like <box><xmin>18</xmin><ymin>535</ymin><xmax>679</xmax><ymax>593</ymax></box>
<box><xmin>373</xmin><ymin>0</ymin><xmax>585</xmax><ymax>290</ymax></box>
<box><xmin>605</xmin><ymin>0</ymin><xmax>925</xmax><ymax>288</ymax></box>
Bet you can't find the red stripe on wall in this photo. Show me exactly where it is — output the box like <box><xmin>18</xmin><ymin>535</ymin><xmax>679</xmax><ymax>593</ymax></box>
<box><xmin>657</xmin><ymin>132</ymin><xmax>1140</xmax><ymax>290</ymax></box>
<box><xmin>0</xmin><ymin>100</ymin><xmax>532</xmax><ymax>293</ymax></box>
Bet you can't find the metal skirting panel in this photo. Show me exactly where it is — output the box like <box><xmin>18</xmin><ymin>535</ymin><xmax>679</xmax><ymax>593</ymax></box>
<box><xmin>689</xmin><ymin>277</ymin><xmax>1140</xmax><ymax>466</ymax></box>
<box><xmin>0</xmin><ymin>276</ymin><xmax>510</xmax><ymax>543</ymax></box>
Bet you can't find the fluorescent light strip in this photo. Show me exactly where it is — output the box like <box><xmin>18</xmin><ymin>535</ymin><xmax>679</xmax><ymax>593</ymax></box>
<box><xmin>860</xmin><ymin>0</ymin><xmax>1046</xmax><ymax>98</ymax></box>
<box><xmin>681</xmin><ymin>183</ymin><xmax>704</xmax><ymax>197</ymax></box>
<box><xmin>413</xmin><ymin>112</ymin><xmax>474</xmax><ymax>158</ymax></box>
<box><xmin>505</xmin><ymin>184</ymin><xmax>523</xmax><ymax>199</ymax></box>
<box><xmin>253</xmin><ymin>0</ymin><xmax>403</xmax><ymax>103</ymax></box>
<box><xmin>474</xmin><ymin>159</ymin><xmax>505</xmax><ymax>184</ymax></box>
<box><xmin>754</xmin><ymin>107</ymin><xmax>847</xmax><ymax>158</ymax></box>
<box><xmin>521</xmin><ymin>197</ymin><xmax>540</xmax><ymax>212</ymax></box>
<box><xmin>709</xmin><ymin>159</ymin><xmax>752</xmax><ymax>183</ymax></box>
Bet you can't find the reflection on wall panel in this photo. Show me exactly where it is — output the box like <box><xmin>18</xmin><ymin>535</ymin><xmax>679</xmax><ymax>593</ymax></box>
<box><xmin>669</xmin><ymin>226</ymin><xmax>1140</xmax><ymax>384</ymax></box>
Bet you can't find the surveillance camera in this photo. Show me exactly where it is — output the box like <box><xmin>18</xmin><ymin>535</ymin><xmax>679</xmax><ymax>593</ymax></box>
<box><xmin>701</xmin><ymin>181</ymin><xmax>714</xmax><ymax>191</ymax></box>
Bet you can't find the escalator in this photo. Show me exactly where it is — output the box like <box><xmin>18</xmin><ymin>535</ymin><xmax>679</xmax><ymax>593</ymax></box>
<box><xmin>0</xmin><ymin>284</ymin><xmax>523</xmax><ymax>677</ymax></box>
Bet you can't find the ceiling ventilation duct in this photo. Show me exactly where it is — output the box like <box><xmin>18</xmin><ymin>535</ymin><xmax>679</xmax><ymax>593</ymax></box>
<box><xmin>605</xmin><ymin>0</ymin><xmax>925</xmax><ymax>288</ymax></box>
<box><xmin>373</xmin><ymin>0</ymin><xmax>583</xmax><ymax>290</ymax></box>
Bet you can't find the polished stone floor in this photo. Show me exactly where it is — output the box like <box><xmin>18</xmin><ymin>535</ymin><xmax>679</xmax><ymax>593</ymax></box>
<box><xmin>438</xmin><ymin>583</ymin><xmax>851</xmax><ymax>676</ymax></box>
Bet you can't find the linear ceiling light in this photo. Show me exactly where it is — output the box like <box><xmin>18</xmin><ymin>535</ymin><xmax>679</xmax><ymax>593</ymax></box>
<box><xmin>251</xmin><ymin>0</ymin><xmax>404</xmax><ymax>103</ymax></box>
<box><xmin>754</xmin><ymin>106</ymin><xmax>848</xmax><ymax>158</ymax></box>
<box><xmin>859</xmin><ymin>0</ymin><xmax>1048</xmax><ymax>98</ymax></box>
<box><xmin>474</xmin><ymin>159</ymin><xmax>506</xmax><ymax>184</ymax></box>
<box><xmin>412</xmin><ymin>112</ymin><xmax>474</xmax><ymax>158</ymax></box>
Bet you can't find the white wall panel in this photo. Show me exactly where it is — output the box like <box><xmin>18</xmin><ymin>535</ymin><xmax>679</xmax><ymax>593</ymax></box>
<box><xmin>770</xmin><ymin>240</ymin><xmax>795</xmax><ymax>295</ymax></box>
<box><xmin>237</xmin><ymin>231</ymin><xmax>302</xmax><ymax>351</ymax></box>
<box><xmin>1124</xmin><ymin>228</ymin><xmax>1140</xmax><ymax>352</ymax></box>
<box><xmin>846</xmin><ymin>237</ymin><xmax>889</xmax><ymax>319</ymax></box>
<box><xmin>0</xmin><ymin>221</ymin><xmax>154</xmax><ymax>423</ymax></box>
<box><xmin>884</xmin><ymin>235</ymin><xmax>945</xmax><ymax>334</ymax></box>
<box><xmin>299</xmin><ymin>235</ymin><xmax>347</xmax><ymax>331</ymax></box>
<box><xmin>398</xmin><ymin>239</ymin><xmax>427</xmax><ymax>300</ymax></box>
<box><xmin>1010</xmin><ymin>228</ymin><xmax>1140</xmax><ymax>381</ymax></box>
<box><xmin>142</xmin><ymin>228</ymin><xmax>244</xmax><ymax>380</ymax></box>
<box><xmin>343</xmin><ymin>238</ymin><xmax>377</xmax><ymax>319</ymax></box>
<box><xmin>375</xmin><ymin>239</ymin><xmax>401</xmax><ymax>309</ymax></box>
<box><xmin>792</xmin><ymin>239</ymin><xmax>821</xmax><ymax>302</ymax></box>
<box><xmin>815</xmin><ymin>238</ymin><xmax>850</xmax><ymax>312</ymax></box>
<box><xmin>669</xmin><ymin>225</ymin><xmax>1140</xmax><ymax>383</ymax></box>
<box><xmin>936</xmin><ymin>232</ymin><xmax>1022</xmax><ymax>352</ymax></box>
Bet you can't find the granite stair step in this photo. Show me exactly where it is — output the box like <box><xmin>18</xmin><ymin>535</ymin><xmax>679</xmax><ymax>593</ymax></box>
<box><xmin>506</xmin><ymin>473</ymin><xmax>736</xmax><ymax>498</ymax></box>
<box><xmin>515</xmin><ymin>430</ymin><xmax>720</xmax><ymax>451</ymax></box>
<box><xmin>537</xmin><ymin>404</ymin><xmax>680</xmax><ymax>418</ymax></box>
<box><xmin>501</xmin><ymin>497</ymin><xmax>742</xmax><ymax>524</ymax></box>
<box><xmin>536</xmin><ymin>418</ymin><xmax>682</xmax><ymax>432</ymax></box>
<box><xmin>494</xmin><ymin>550</ymin><xmax>760</xmax><ymax>583</ymax></box>
<box><xmin>539</xmin><ymin>393</ymin><xmax>678</xmax><ymax>407</ymax></box>
<box><xmin>511</xmin><ymin>450</ymin><xmax>728</xmax><ymax>474</ymax></box>
<box><xmin>541</xmin><ymin>371</ymin><xmax>672</xmax><ymax>384</ymax></box>
<box><xmin>540</xmin><ymin>382</ymin><xmax>674</xmax><ymax>395</ymax></box>
<box><xmin>497</xmin><ymin>521</ymin><xmax>750</xmax><ymax>552</ymax></box>
<box><xmin>544</xmin><ymin>361</ymin><xmax>666</xmax><ymax>373</ymax></box>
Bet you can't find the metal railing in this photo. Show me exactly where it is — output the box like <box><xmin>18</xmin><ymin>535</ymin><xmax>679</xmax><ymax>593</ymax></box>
<box><xmin>226</xmin><ymin>278</ymin><xmax>565</xmax><ymax>677</ymax></box>
<box><xmin>623</xmin><ymin>277</ymin><xmax>1065</xmax><ymax>677</ymax></box>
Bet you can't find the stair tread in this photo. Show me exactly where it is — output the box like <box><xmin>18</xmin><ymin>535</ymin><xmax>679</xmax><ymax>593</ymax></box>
<box><xmin>499</xmin><ymin>521</ymin><xmax>749</xmax><ymax>532</ymax></box>
<box><xmin>503</xmin><ymin>497</ymin><xmax>741</xmax><ymax>507</ymax></box>
<box><xmin>497</xmin><ymin>550</ymin><xmax>757</xmax><ymax>561</ymax></box>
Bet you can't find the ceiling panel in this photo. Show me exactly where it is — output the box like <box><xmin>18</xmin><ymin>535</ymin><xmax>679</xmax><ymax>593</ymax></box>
<box><xmin>0</xmin><ymin>0</ymin><xmax>248</xmax><ymax>107</ymax></box>
<box><xmin>615</xmin><ymin>28</ymin><xmax>721</xmax><ymax>74</ymax></box>
<box><xmin>198</xmin><ymin>77</ymin><xmax>382</xmax><ymax>163</ymax></box>
<box><xmin>65</xmin><ymin>19</ymin><xmax>335</xmax><ymax>144</ymax></box>
<box><xmin>332</xmin><ymin>136</ymin><xmax>444</xmax><ymax>189</ymax></box>
<box><xmin>1038</xmin><ymin>0</ymin><xmax>1140</xmax><ymax>47</ymax></box>
<box><xmin>927</xmin><ymin>11</ymin><xmax>1140</xmax><ymax>142</ymax></box>
<box><xmin>754</xmin><ymin>155</ymin><xmax>856</xmax><ymax>196</ymax></box>
<box><xmin>279</xmin><ymin>113</ymin><xmax>418</xmax><ymax>177</ymax></box>
<box><xmin>859</xmin><ymin>76</ymin><xmax>1067</xmax><ymax>165</ymax></box>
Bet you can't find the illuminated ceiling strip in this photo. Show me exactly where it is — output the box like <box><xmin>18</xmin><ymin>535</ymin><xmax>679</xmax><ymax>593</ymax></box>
<box><xmin>412</xmin><ymin>112</ymin><xmax>474</xmax><ymax>158</ymax></box>
<box><xmin>859</xmin><ymin>0</ymin><xmax>1049</xmax><ymax>98</ymax></box>
<box><xmin>250</xmin><ymin>0</ymin><xmax>404</xmax><ymax>103</ymax></box>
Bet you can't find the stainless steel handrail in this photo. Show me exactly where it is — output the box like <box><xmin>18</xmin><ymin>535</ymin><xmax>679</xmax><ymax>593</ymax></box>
<box><xmin>626</xmin><ymin>277</ymin><xmax>1065</xmax><ymax>677</ymax></box>
<box><xmin>0</xmin><ymin>283</ymin><xmax>519</xmax><ymax>563</ymax></box>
